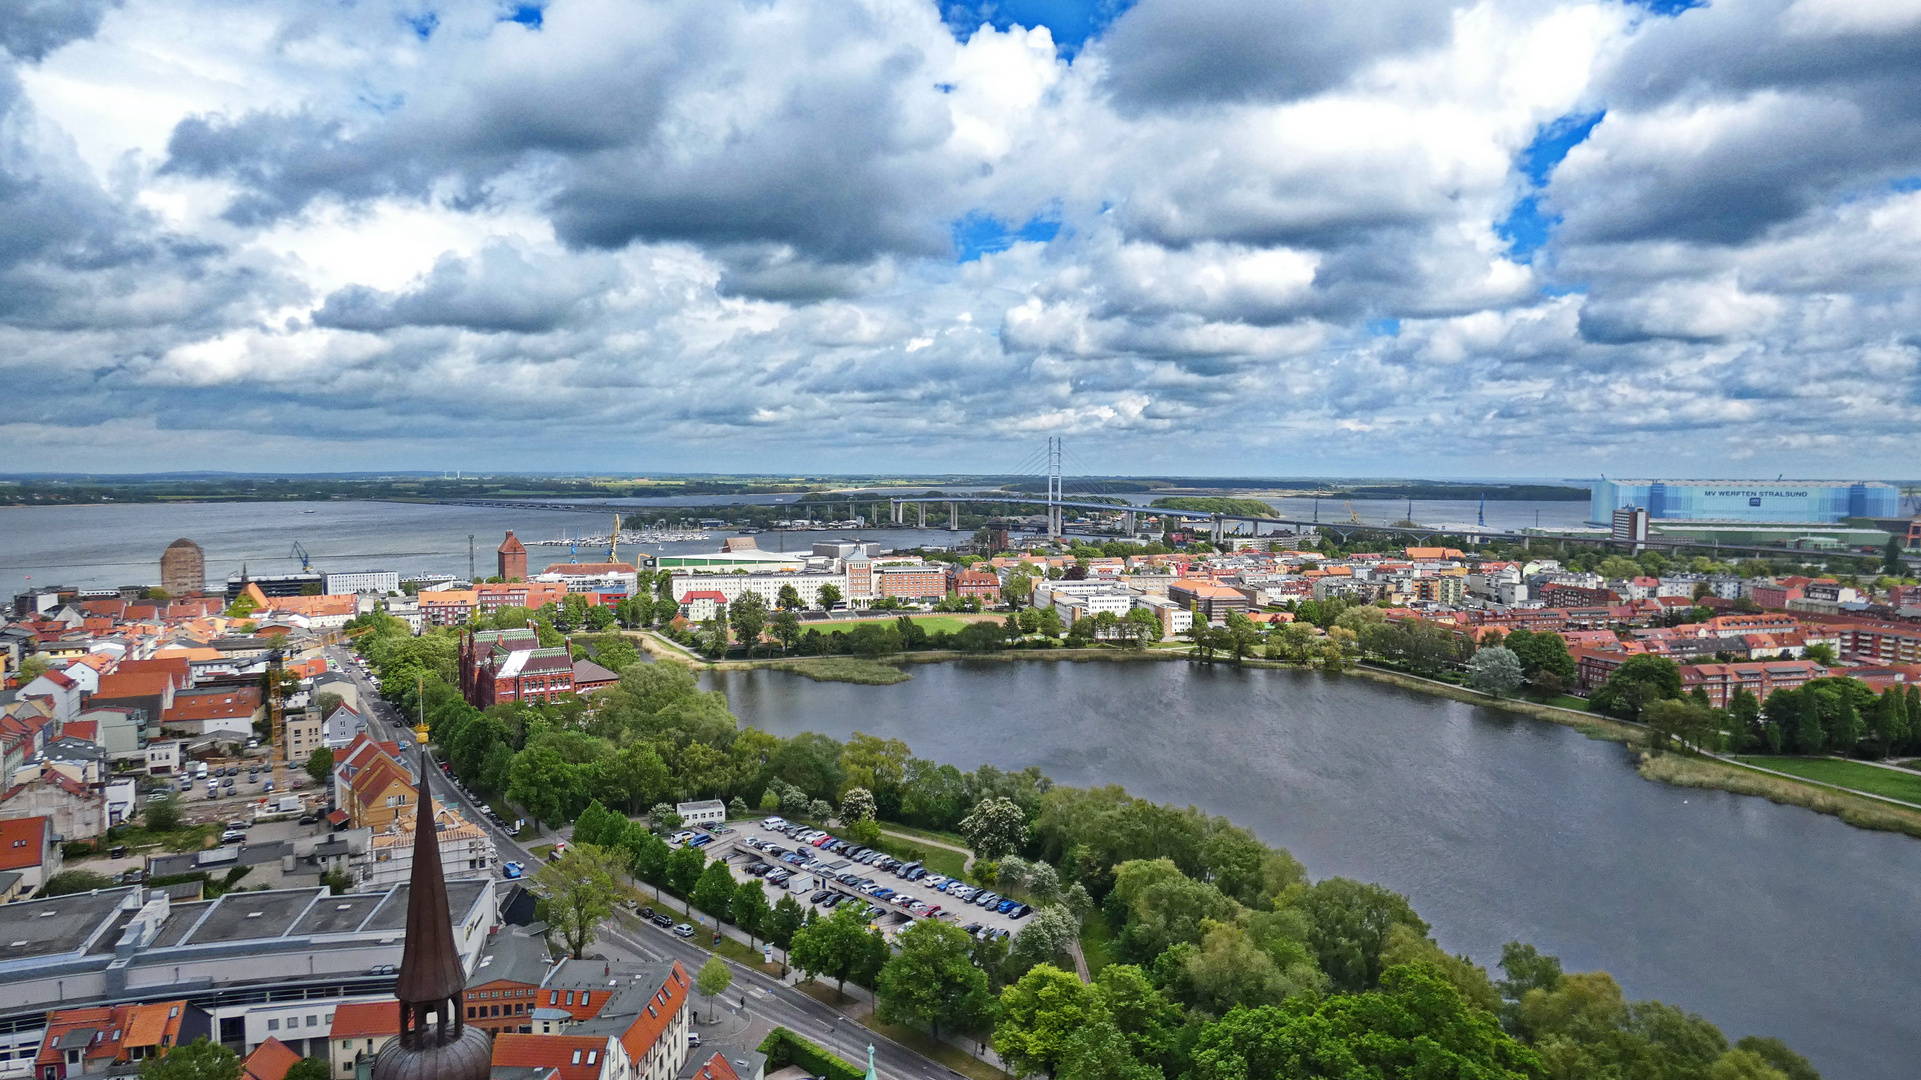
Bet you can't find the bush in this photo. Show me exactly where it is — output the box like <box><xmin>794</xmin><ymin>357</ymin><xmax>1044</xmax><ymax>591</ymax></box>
<box><xmin>38</xmin><ymin>870</ymin><xmax>115</xmax><ymax>897</ymax></box>
<box><xmin>757</xmin><ymin>1028</ymin><xmax>864</xmax><ymax>1080</ymax></box>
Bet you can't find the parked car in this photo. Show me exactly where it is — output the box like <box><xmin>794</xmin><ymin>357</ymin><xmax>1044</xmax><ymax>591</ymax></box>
<box><xmin>503</xmin><ymin>862</ymin><xmax>524</xmax><ymax>879</ymax></box>
<box><xmin>672</xmin><ymin>924</ymin><xmax>695</xmax><ymax>938</ymax></box>
<box><xmin>997</xmin><ymin>899</ymin><xmax>1018</xmax><ymax>914</ymax></box>
<box><xmin>651</xmin><ymin>914</ymin><xmax>674</xmax><ymax>928</ymax></box>
<box><xmin>687</xmin><ymin>1033</ymin><xmax>702</xmax><ymax>1048</ymax></box>
<box><xmin>1010</xmin><ymin>904</ymin><xmax>1032</xmax><ymax>919</ymax></box>
<box><xmin>219</xmin><ymin>829</ymin><xmax>246</xmax><ymax>844</ymax></box>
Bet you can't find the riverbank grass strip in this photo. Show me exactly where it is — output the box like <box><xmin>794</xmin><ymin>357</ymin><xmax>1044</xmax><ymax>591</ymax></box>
<box><xmin>1734</xmin><ymin>757</ymin><xmax>1921</xmax><ymax>806</ymax></box>
<box><xmin>1639</xmin><ymin>754</ymin><xmax>1921</xmax><ymax>840</ymax></box>
<box><xmin>767</xmin><ymin>657</ymin><xmax>912</xmax><ymax>684</ymax></box>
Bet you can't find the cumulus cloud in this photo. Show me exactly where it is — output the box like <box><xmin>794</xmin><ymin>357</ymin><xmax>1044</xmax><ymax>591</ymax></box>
<box><xmin>0</xmin><ymin>0</ymin><xmax>1914</xmax><ymax>476</ymax></box>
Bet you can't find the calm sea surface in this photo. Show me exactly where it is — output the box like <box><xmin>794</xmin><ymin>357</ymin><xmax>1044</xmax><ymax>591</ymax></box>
<box><xmin>710</xmin><ymin>662</ymin><xmax>1917</xmax><ymax>1080</ymax></box>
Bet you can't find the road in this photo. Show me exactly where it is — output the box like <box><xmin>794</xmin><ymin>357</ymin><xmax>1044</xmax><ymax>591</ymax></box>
<box><xmin>322</xmin><ymin>645</ymin><xmax>974</xmax><ymax>1080</ymax></box>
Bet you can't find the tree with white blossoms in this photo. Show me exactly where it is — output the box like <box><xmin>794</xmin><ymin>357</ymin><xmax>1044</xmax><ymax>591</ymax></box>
<box><xmin>1006</xmin><ymin>904</ymin><xmax>1081</xmax><ymax>971</ymax></box>
<box><xmin>996</xmin><ymin>856</ymin><xmax>1032</xmax><ymax>889</ymax></box>
<box><xmin>1466</xmin><ymin>645</ymin><xmax>1526</xmax><ymax>698</ymax></box>
<box><xmin>839</xmin><ymin>786</ymin><xmax>877</xmax><ymax>823</ymax></box>
<box><xmin>1026</xmin><ymin>861</ymin><xmax>1061</xmax><ymax>904</ymax></box>
<box><xmin>960</xmin><ymin>796</ymin><xmax>1027</xmax><ymax>860</ymax></box>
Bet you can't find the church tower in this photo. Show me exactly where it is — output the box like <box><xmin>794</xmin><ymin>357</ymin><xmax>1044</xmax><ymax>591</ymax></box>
<box><xmin>371</xmin><ymin>752</ymin><xmax>492</xmax><ymax>1080</ymax></box>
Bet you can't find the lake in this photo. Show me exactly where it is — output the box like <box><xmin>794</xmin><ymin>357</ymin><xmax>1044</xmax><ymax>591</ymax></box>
<box><xmin>708</xmin><ymin>660</ymin><xmax>1917</xmax><ymax>1080</ymax></box>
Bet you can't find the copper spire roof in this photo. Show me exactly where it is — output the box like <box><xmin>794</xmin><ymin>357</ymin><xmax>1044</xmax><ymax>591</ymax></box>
<box><xmin>395</xmin><ymin>749</ymin><xmax>465</xmax><ymax>1004</ymax></box>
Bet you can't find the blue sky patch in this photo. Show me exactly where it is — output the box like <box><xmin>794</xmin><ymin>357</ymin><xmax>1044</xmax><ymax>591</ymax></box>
<box><xmin>503</xmin><ymin>4</ymin><xmax>543</xmax><ymax>28</ymax></box>
<box><xmin>1892</xmin><ymin>176</ymin><xmax>1921</xmax><ymax>193</ymax></box>
<box><xmin>952</xmin><ymin>211</ymin><xmax>1061</xmax><ymax>261</ymax></box>
<box><xmin>1497</xmin><ymin>110</ymin><xmax>1604</xmax><ymax>260</ymax></box>
<box><xmin>405</xmin><ymin>11</ymin><xmax>438</xmax><ymax>40</ymax></box>
<box><xmin>939</xmin><ymin>0</ymin><xmax>1134</xmax><ymax>50</ymax></box>
<box><xmin>1366</xmin><ymin>318</ymin><xmax>1402</xmax><ymax>338</ymax></box>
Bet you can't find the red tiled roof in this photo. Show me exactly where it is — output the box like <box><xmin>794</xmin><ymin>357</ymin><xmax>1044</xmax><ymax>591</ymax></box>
<box><xmin>688</xmin><ymin>1051</ymin><xmax>742</xmax><ymax>1080</ymax></box>
<box><xmin>329</xmin><ymin>1001</ymin><xmax>399</xmax><ymax>1040</ymax></box>
<box><xmin>95</xmin><ymin>671</ymin><xmax>179</xmax><ymax>699</ymax></box>
<box><xmin>0</xmin><ymin>817</ymin><xmax>48</xmax><ymax>871</ymax></box>
<box><xmin>492</xmin><ymin>1034</ymin><xmax>614</xmax><ymax>1080</ymax></box>
<box><xmin>242</xmin><ymin>1038</ymin><xmax>302</xmax><ymax>1080</ymax></box>
<box><xmin>614</xmin><ymin>961</ymin><xmax>690</xmax><ymax>1062</ymax></box>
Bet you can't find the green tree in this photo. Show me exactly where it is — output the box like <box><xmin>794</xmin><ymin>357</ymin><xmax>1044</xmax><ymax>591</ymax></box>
<box><xmin>304</xmin><ymin>746</ymin><xmax>335</xmax><ymax>785</ymax></box>
<box><xmin>1187</xmin><ymin>964</ymin><xmax>1541</xmax><ymax>1080</ymax></box>
<box><xmin>994</xmin><ymin>964</ymin><xmax>1098</xmax><ymax>1079</ymax></box>
<box><xmin>533</xmin><ymin>843</ymin><xmax>622</xmax><ymax>958</ymax></box>
<box><xmin>791</xmin><ymin>903</ymin><xmax>885</xmax><ymax>999</ymax></box>
<box><xmin>839</xmin><ymin>786</ymin><xmax>877</xmax><ymax>824</ymax></box>
<box><xmin>769</xmin><ymin>894</ymin><xmax>806</xmax><ymax>953</ymax></box>
<box><xmin>1589</xmin><ymin>654</ymin><xmax>1683</xmax><ymax>721</ymax></box>
<box><xmin>38</xmin><ymin>869</ymin><xmax>114</xmax><ymax>897</ymax></box>
<box><xmin>733</xmin><ymin>879</ymin><xmax>772</xmax><ymax>946</ymax></box>
<box><xmin>816</xmin><ymin>583</ymin><xmax>843</xmax><ymax>609</ymax></box>
<box><xmin>1283</xmin><ymin>877</ymin><xmax>1430</xmax><ymax>993</ymax></box>
<box><xmin>667</xmin><ymin>846</ymin><xmax>706</xmax><ymax>903</ymax></box>
<box><xmin>692</xmin><ymin>859</ymin><xmax>739</xmax><ymax>920</ymax></box>
<box><xmin>650</xmin><ymin>803</ymin><xmax>684</xmax><ymax>834</ymax></box>
<box><xmin>878</xmin><ymin>919</ymin><xmax>994</xmax><ymax>1038</ymax></box>
<box><xmin>283</xmin><ymin>1060</ymin><xmax>329</xmax><ymax>1080</ymax></box>
<box><xmin>1884</xmin><ymin>536</ymin><xmax>1907</xmax><ymax>577</ymax></box>
<box><xmin>731</xmin><ymin>592</ymin><xmax>769</xmax><ymax>655</ymax></box>
<box><xmin>1466</xmin><ymin>646</ymin><xmax>1525</xmax><ymax>697</ymax></box>
<box><xmin>144</xmin><ymin>791</ymin><xmax>182</xmax><ymax>832</ymax></box>
<box><xmin>1731</xmin><ymin>1037</ymin><xmax>1821</xmax><ymax>1080</ymax></box>
<box><xmin>696</xmin><ymin>955</ymin><xmax>733</xmax><ymax>1016</ymax></box>
<box><xmin>140</xmin><ymin>1038</ymin><xmax>239</xmax><ymax>1080</ymax></box>
<box><xmin>769</xmin><ymin>610</ymin><xmax>802</xmax><ymax>654</ymax></box>
<box><xmin>776</xmin><ymin>584</ymin><xmax>805</xmax><ymax>610</ymax></box>
<box><xmin>960</xmin><ymin>796</ymin><xmax>1028</xmax><ymax>860</ymax></box>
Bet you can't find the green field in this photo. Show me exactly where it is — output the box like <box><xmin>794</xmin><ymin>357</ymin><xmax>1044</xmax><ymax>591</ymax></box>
<box><xmin>801</xmin><ymin>615</ymin><xmax>978</xmax><ymax>635</ymax></box>
<box><xmin>768</xmin><ymin>658</ymin><xmax>911</xmax><ymax>684</ymax></box>
<box><xmin>1736</xmin><ymin>757</ymin><xmax>1921</xmax><ymax>805</ymax></box>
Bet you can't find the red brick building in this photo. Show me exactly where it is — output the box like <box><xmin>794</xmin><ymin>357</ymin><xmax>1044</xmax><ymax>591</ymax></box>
<box><xmin>459</xmin><ymin>629</ymin><xmax>573</xmax><ymax>707</ymax></box>
<box><xmin>946</xmin><ymin>567</ymin><xmax>1001</xmax><ymax>601</ymax></box>
<box><xmin>499</xmin><ymin>531</ymin><xmax>529</xmax><ymax>581</ymax></box>
<box><xmin>878</xmin><ymin>566</ymin><xmax>946</xmax><ymax>601</ymax></box>
<box><xmin>1680</xmin><ymin>660</ymin><xmax>1827</xmax><ymax>707</ymax></box>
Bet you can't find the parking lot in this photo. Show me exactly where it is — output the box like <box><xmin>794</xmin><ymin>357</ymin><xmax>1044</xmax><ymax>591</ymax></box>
<box><xmin>671</xmin><ymin>818</ymin><xmax>1034</xmax><ymax>940</ymax></box>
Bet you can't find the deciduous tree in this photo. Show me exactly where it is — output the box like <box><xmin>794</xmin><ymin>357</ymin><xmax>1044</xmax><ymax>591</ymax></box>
<box><xmin>532</xmin><ymin>844</ymin><xmax>622</xmax><ymax>959</ymax></box>
<box><xmin>961</xmin><ymin>796</ymin><xmax>1028</xmax><ymax>860</ymax></box>
<box><xmin>878</xmin><ymin>920</ymin><xmax>994</xmax><ymax>1038</ymax></box>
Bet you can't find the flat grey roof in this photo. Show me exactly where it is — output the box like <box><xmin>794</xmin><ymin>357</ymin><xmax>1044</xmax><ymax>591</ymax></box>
<box><xmin>291</xmin><ymin>894</ymin><xmax>386</xmax><ymax>937</ymax></box>
<box><xmin>182</xmin><ymin>890</ymin><xmax>321</xmax><ymax>945</ymax></box>
<box><xmin>150</xmin><ymin>901</ymin><xmax>213</xmax><ymax>948</ymax></box>
<box><xmin>363</xmin><ymin>880</ymin><xmax>488</xmax><ymax>933</ymax></box>
<box><xmin>0</xmin><ymin>888</ymin><xmax>131</xmax><ymax>960</ymax></box>
<box><xmin>467</xmin><ymin>927</ymin><xmax>552</xmax><ymax>990</ymax></box>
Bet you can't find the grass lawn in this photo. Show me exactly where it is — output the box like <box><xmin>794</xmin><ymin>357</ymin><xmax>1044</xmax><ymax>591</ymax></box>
<box><xmin>1736</xmin><ymin>757</ymin><xmax>1921</xmax><ymax>804</ymax></box>
<box><xmin>873</xmin><ymin>836</ymin><xmax>966</xmax><ymax>879</ymax></box>
<box><xmin>874</xmin><ymin>822</ymin><xmax>971</xmax><ymax>849</ymax></box>
<box><xmin>1079</xmin><ymin>915</ymin><xmax>1119</xmax><ymax>975</ymax></box>
<box><xmin>801</xmin><ymin>615</ymin><xmax>977</xmax><ymax>636</ymax></box>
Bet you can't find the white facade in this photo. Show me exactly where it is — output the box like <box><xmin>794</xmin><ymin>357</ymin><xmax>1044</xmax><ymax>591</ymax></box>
<box><xmin>675</xmin><ymin>799</ymin><xmax>725</xmax><ymax>827</ymax></box>
<box><xmin>535</xmin><ymin>567</ymin><xmax>640</xmax><ymax>595</ymax></box>
<box><xmin>1051</xmin><ymin>590</ymin><xmax>1133</xmax><ymax>623</ymax></box>
<box><xmin>668</xmin><ymin>571</ymin><xmax>850</xmax><ymax>610</ymax></box>
<box><xmin>1131</xmin><ymin>594</ymin><xmax>1193</xmax><ymax>635</ymax></box>
<box><xmin>323</xmin><ymin>571</ymin><xmax>401</xmax><ymax>595</ymax></box>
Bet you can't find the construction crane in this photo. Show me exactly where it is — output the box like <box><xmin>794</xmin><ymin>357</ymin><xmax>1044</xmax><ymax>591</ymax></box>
<box><xmin>265</xmin><ymin>647</ymin><xmax>288</xmax><ymax>794</ymax></box>
<box><xmin>1346</xmin><ymin>502</ymin><xmax>1362</xmax><ymax>524</ymax></box>
<box><xmin>289</xmin><ymin>540</ymin><xmax>313</xmax><ymax>572</ymax></box>
<box><xmin>608</xmin><ymin>513</ymin><xmax>622</xmax><ymax>563</ymax></box>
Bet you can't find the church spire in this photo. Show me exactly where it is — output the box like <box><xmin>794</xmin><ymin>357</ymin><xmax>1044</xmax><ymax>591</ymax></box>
<box><xmin>372</xmin><ymin>748</ymin><xmax>491</xmax><ymax>1080</ymax></box>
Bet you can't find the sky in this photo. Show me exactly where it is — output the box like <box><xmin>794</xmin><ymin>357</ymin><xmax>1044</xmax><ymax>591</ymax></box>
<box><xmin>2</xmin><ymin>0</ymin><xmax>1919</xmax><ymax>479</ymax></box>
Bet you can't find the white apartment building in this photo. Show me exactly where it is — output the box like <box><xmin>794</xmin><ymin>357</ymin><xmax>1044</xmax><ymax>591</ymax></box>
<box><xmin>668</xmin><ymin>571</ymin><xmax>851</xmax><ymax>611</ymax></box>
<box><xmin>323</xmin><ymin>571</ymin><xmax>400</xmax><ymax>595</ymax></box>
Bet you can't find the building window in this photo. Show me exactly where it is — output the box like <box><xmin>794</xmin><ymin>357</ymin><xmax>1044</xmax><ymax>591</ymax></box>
<box><xmin>268</xmin><ymin>1020</ymin><xmax>279</xmax><ymax>1031</ymax></box>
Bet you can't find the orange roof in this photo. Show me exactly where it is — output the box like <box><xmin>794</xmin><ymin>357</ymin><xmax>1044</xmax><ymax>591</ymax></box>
<box><xmin>0</xmin><ymin>817</ymin><xmax>47</xmax><ymax>871</ymax></box>
<box><xmin>64</xmin><ymin>720</ymin><xmax>99</xmax><ymax>742</ymax></box>
<box><xmin>687</xmin><ymin>1051</ymin><xmax>742</xmax><ymax>1080</ymax></box>
<box><xmin>499</xmin><ymin>531</ymin><xmax>527</xmax><ymax>554</ymax></box>
<box><xmin>95</xmin><ymin>671</ymin><xmax>178</xmax><ymax>700</ymax></box>
<box><xmin>614</xmin><ymin>961</ymin><xmax>690</xmax><ymax>1062</ymax></box>
<box><xmin>350</xmin><ymin>755</ymin><xmax>416</xmax><ymax>804</ymax></box>
<box><xmin>264</xmin><ymin>594</ymin><xmax>358</xmax><ymax>618</ymax></box>
<box><xmin>242</xmin><ymin>1038</ymin><xmax>302</xmax><ymax>1080</ymax></box>
<box><xmin>166</xmin><ymin>687</ymin><xmax>261</xmax><ymax>723</ymax></box>
<box><xmin>329</xmin><ymin>1001</ymin><xmax>399</xmax><ymax>1040</ymax></box>
<box><xmin>492</xmin><ymin>1034</ymin><xmax>614</xmax><ymax>1080</ymax></box>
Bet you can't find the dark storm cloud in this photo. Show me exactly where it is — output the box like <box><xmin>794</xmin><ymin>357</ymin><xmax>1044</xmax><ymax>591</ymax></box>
<box><xmin>1096</xmin><ymin>0</ymin><xmax>1463</xmax><ymax>111</ymax></box>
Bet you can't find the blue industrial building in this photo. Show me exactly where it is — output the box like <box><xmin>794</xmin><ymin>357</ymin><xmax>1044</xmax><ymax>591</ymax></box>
<box><xmin>1590</xmin><ymin>480</ymin><xmax>1898</xmax><ymax>524</ymax></box>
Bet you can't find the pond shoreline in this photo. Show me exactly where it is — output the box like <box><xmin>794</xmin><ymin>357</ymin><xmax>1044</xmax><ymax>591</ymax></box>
<box><xmin>638</xmin><ymin>631</ymin><xmax>1921</xmax><ymax>842</ymax></box>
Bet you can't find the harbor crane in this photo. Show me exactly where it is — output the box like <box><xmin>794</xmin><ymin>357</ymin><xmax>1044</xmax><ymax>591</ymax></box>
<box><xmin>289</xmin><ymin>540</ymin><xmax>313</xmax><ymax>572</ymax></box>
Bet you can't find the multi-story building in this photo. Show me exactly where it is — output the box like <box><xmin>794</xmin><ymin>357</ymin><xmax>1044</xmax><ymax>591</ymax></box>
<box><xmin>1168</xmin><ymin>579</ymin><xmax>1251</xmax><ymax>622</ymax></box>
<box><xmin>417</xmin><ymin>590</ymin><xmax>478</xmax><ymax>626</ymax></box>
<box><xmin>322</xmin><ymin>571</ymin><xmax>400</xmax><ymax>596</ymax></box>
<box><xmin>160</xmin><ymin>539</ymin><xmax>206</xmax><ymax>598</ymax></box>
<box><xmin>459</xmin><ymin>629</ymin><xmax>574</xmax><ymax>707</ymax></box>
<box><xmin>877</xmin><ymin>565</ymin><xmax>946</xmax><ymax>601</ymax></box>
<box><xmin>464</xmin><ymin>926</ymin><xmax>557</xmax><ymax>1037</ymax></box>
<box><xmin>1130</xmin><ymin>595</ymin><xmax>1192</xmax><ymax>637</ymax></box>
<box><xmin>1591</xmin><ymin>479</ymin><xmax>1898</xmax><ymax>524</ymax></box>
<box><xmin>36</xmin><ymin>1000</ymin><xmax>211</xmax><ymax>1079</ymax></box>
<box><xmin>363</xmin><ymin>806</ymin><xmax>495</xmax><ymax>888</ymax></box>
<box><xmin>946</xmin><ymin>567</ymin><xmax>1001</xmax><ymax>601</ymax></box>
<box><xmin>476</xmin><ymin>581</ymin><xmax>570</xmax><ymax>613</ymax></box>
<box><xmin>342</xmin><ymin>754</ymin><xmax>417</xmax><ymax>832</ymax></box>
<box><xmin>1821</xmin><ymin>618</ymin><xmax>1921</xmax><ymax>665</ymax></box>
<box><xmin>666</xmin><ymin>572</ymin><xmax>849</xmax><ymax>613</ymax></box>
<box><xmin>1680</xmin><ymin>660</ymin><xmax>1828</xmax><ymax>707</ymax></box>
